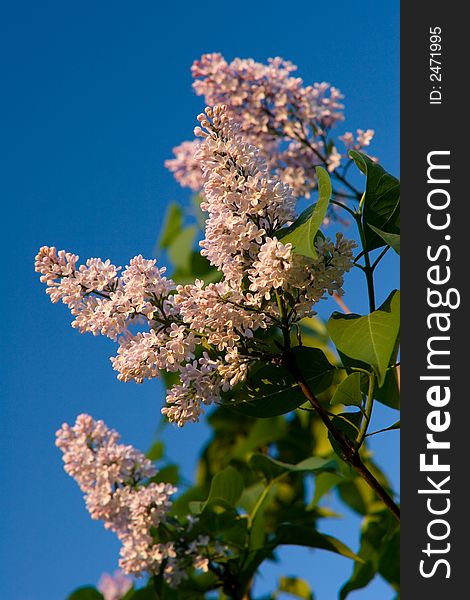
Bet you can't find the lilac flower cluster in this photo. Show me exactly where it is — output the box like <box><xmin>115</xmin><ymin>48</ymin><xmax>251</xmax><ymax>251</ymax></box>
<box><xmin>166</xmin><ymin>53</ymin><xmax>374</xmax><ymax>198</ymax></box>
<box><xmin>37</xmin><ymin>105</ymin><xmax>355</xmax><ymax>426</ymax></box>
<box><xmin>57</xmin><ymin>414</ymin><xmax>213</xmax><ymax>584</ymax></box>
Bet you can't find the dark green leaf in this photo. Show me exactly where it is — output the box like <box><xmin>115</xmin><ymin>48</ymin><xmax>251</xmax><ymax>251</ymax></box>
<box><xmin>349</xmin><ymin>150</ymin><xmax>400</xmax><ymax>252</ymax></box>
<box><xmin>374</xmin><ymin>366</ymin><xmax>400</xmax><ymax>409</ymax></box>
<box><xmin>225</xmin><ymin>347</ymin><xmax>338</xmax><ymax>418</ymax></box>
<box><xmin>67</xmin><ymin>589</ymin><xmax>104</xmax><ymax>600</ymax></box>
<box><xmin>151</xmin><ymin>464</ymin><xmax>179</xmax><ymax>485</ymax></box>
<box><xmin>225</xmin><ymin>363</ymin><xmax>305</xmax><ymax>418</ymax></box>
<box><xmin>378</xmin><ymin>529</ymin><xmax>400</xmax><ymax>587</ymax></box>
<box><xmin>340</xmin><ymin>511</ymin><xmax>399</xmax><ymax>598</ymax></box>
<box><xmin>250</xmin><ymin>454</ymin><xmax>336</xmax><ymax>482</ymax></box>
<box><xmin>275</xmin><ymin>524</ymin><xmax>363</xmax><ymax>562</ymax></box>
<box><xmin>128</xmin><ymin>587</ymin><xmax>158</xmax><ymax>600</ymax></box>
<box><xmin>368</xmin><ymin>225</ymin><xmax>400</xmax><ymax>255</ymax></box>
<box><xmin>327</xmin><ymin>290</ymin><xmax>400</xmax><ymax>386</ymax></box>
<box><xmin>207</xmin><ymin>465</ymin><xmax>244</xmax><ymax>507</ymax></box>
<box><xmin>339</xmin><ymin>560</ymin><xmax>376</xmax><ymax>600</ymax></box>
<box><xmin>294</xmin><ymin>345</ymin><xmax>345</xmax><ymax>404</ymax></box>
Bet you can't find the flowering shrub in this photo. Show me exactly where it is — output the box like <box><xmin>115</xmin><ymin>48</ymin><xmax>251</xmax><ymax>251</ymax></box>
<box><xmin>37</xmin><ymin>55</ymin><xmax>400</xmax><ymax>600</ymax></box>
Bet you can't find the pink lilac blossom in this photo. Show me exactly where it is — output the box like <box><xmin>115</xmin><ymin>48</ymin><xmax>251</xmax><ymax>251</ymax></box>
<box><xmin>166</xmin><ymin>54</ymin><xmax>372</xmax><ymax>199</ymax></box>
<box><xmin>339</xmin><ymin>128</ymin><xmax>375</xmax><ymax>150</ymax></box>
<box><xmin>98</xmin><ymin>570</ymin><xmax>132</xmax><ymax>600</ymax></box>
<box><xmin>57</xmin><ymin>414</ymin><xmax>213</xmax><ymax>583</ymax></box>
<box><xmin>164</xmin><ymin>140</ymin><xmax>202</xmax><ymax>191</ymax></box>
<box><xmin>35</xmin><ymin>247</ymin><xmax>174</xmax><ymax>340</ymax></box>
<box><xmin>194</xmin><ymin>105</ymin><xmax>296</xmax><ymax>286</ymax></box>
<box><xmin>194</xmin><ymin>106</ymin><xmax>355</xmax><ymax>311</ymax></box>
<box><xmin>37</xmin><ymin>108</ymin><xmax>355</xmax><ymax>427</ymax></box>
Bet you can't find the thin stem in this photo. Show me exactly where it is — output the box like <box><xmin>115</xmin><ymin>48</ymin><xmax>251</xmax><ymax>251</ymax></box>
<box><xmin>354</xmin><ymin>213</ymin><xmax>376</xmax><ymax>312</ymax></box>
<box><xmin>356</xmin><ymin>373</ymin><xmax>375</xmax><ymax>449</ymax></box>
<box><xmin>353</xmin><ymin>249</ymin><xmax>366</xmax><ymax>264</ymax></box>
<box><xmin>293</xmin><ymin>130</ymin><xmax>363</xmax><ymax>198</ymax></box>
<box><xmin>285</xmin><ymin>352</ymin><xmax>400</xmax><ymax>521</ymax></box>
<box><xmin>330</xmin><ymin>199</ymin><xmax>356</xmax><ymax>217</ymax></box>
<box><xmin>275</xmin><ymin>290</ymin><xmax>291</xmax><ymax>350</ymax></box>
<box><xmin>248</xmin><ymin>480</ymin><xmax>275</xmax><ymax>528</ymax></box>
<box><xmin>332</xmin><ymin>189</ymin><xmax>359</xmax><ymax>200</ymax></box>
<box><xmin>371</xmin><ymin>245</ymin><xmax>391</xmax><ymax>271</ymax></box>
<box><xmin>353</xmin><ymin>262</ymin><xmax>366</xmax><ymax>272</ymax></box>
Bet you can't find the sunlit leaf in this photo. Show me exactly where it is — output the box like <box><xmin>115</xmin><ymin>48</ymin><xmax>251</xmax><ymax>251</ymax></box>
<box><xmin>278</xmin><ymin>167</ymin><xmax>331</xmax><ymax>259</ymax></box>
<box><xmin>327</xmin><ymin>290</ymin><xmax>400</xmax><ymax>386</ymax></box>
<box><xmin>330</xmin><ymin>372</ymin><xmax>363</xmax><ymax>407</ymax></box>
<box><xmin>278</xmin><ymin>576</ymin><xmax>314</xmax><ymax>600</ymax></box>
<box><xmin>368</xmin><ymin>224</ymin><xmax>400</xmax><ymax>255</ymax></box>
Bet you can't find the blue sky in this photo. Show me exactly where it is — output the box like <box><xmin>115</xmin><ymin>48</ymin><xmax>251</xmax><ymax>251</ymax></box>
<box><xmin>1</xmin><ymin>1</ymin><xmax>399</xmax><ymax>598</ymax></box>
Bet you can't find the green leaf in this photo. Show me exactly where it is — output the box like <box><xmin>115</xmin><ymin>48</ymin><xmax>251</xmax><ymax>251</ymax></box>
<box><xmin>368</xmin><ymin>224</ymin><xmax>400</xmax><ymax>255</ymax></box>
<box><xmin>232</xmin><ymin>416</ymin><xmax>287</xmax><ymax>459</ymax></box>
<box><xmin>67</xmin><ymin>589</ymin><xmax>104</xmax><ymax>600</ymax></box>
<box><xmin>337</xmin><ymin>480</ymin><xmax>370</xmax><ymax>516</ymax></box>
<box><xmin>278</xmin><ymin>576</ymin><xmax>314</xmax><ymax>600</ymax></box>
<box><xmin>340</xmin><ymin>511</ymin><xmax>399</xmax><ymax>598</ymax></box>
<box><xmin>158</xmin><ymin>202</ymin><xmax>183</xmax><ymax>249</ymax></box>
<box><xmin>278</xmin><ymin>167</ymin><xmax>331</xmax><ymax>259</ymax></box>
<box><xmin>349</xmin><ymin>150</ymin><xmax>400</xmax><ymax>252</ymax></box>
<box><xmin>275</xmin><ymin>524</ymin><xmax>363</xmax><ymax>562</ymax></box>
<box><xmin>327</xmin><ymin>290</ymin><xmax>400</xmax><ymax>386</ymax></box>
<box><xmin>250</xmin><ymin>454</ymin><xmax>336</xmax><ymax>482</ymax></box>
<box><xmin>249</xmin><ymin>483</ymin><xmax>277</xmax><ymax>551</ymax></box>
<box><xmin>378</xmin><ymin>529</ymin><xmax>400</xmax><ymax>587</ymax></box>
<box><xmin>225</xmin><ymin>363</ymin><xmax>305</xmax><ymax>417</ymax></box>
<box><xmin>207</xmin><ymin>465</ymin><xmax>244</xmax><ymax>507</ymax></box>
<box><xmin>167</xmin><ymin>226</ymin><xmax>196</xmax><ymax>272</ymax></box>
<box><xmin>339</xmin><ymin>561</ymin><xmax>376</xmax><ymax>600</ymax></box>
<box><xmin>337</xmin><ymin>351</ymin><xmax>400</xmax><ymax>410</ymax></box>
<box><xmin>128</xmin><ymin>587</ymin><xmax>158</xmax><ymax>600</ymax></box>
<box><xmin>196</xmin><ymin>500</ymin><xmax>246</xmax><ymax>542</ymax></box>
<box><xmin>367</xmin><ymin>421</ymin><xmax>400</xmax><ymax>437</ymax></box>
<box><xmin>146</xmin><ymin>441</ymin><xmax>164</xmax><ymax>461</ymax></box>
<box><xmin>374</xmin><ymin>366</ymin><xmax>400</xmax><ymax>410</ymax></box>
<box><xmin>151</xmin><ymin>464</ymin><xmax>179</xmax><ymax>485</ymax></box>
<box><xmin>330</xmin><ymin>372</ymin><xmax>363</xmax><ymax>407</ymax></box>
<box><xmin>311</xmin><ymin>472</ymin><xmax>344</xmax><ymax>506</ymax></box>
<box><xmin>225</xmin><ymin>347</ymin><xmax>337</xmax><ymax>418</ymax></box>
